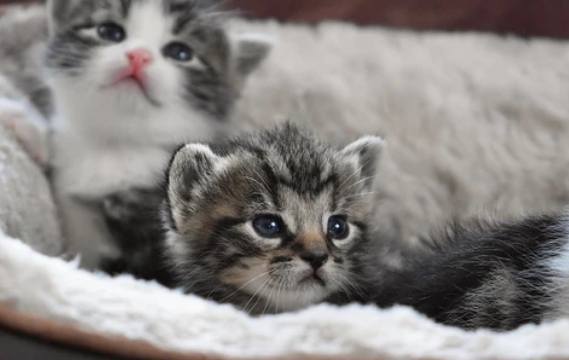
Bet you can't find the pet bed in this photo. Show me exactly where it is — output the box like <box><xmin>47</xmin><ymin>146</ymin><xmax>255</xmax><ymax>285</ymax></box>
<box><xmin>3</xmin><ymin>13</ymin><xmax>569</xmax><ymax>360</ymax></box>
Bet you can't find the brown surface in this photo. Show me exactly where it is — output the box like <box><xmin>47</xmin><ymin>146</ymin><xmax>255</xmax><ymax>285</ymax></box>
<box><xmin>1</xmin><ymin>0</ymin><xmax>569</xmax><ymax>38</ymax></box>
<box><xmin>230</xmin><ymin>0</ymin><xmax>569</xmax><ymax>39</ymax></box>
<box><xmin>0</xmin><ymin>303</ymin><xmax>221</xmax><ymax>360</ymax></box>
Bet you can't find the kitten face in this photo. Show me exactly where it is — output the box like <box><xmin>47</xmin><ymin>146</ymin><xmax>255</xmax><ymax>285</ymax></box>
<box><xmin>45</xmin><ymin>0</ymin><xmax>272</xmax><ymax>117</ymax></box>
<box><xmin>164</xmin><ymin>123</ymin><xmax>383</xmax><ymax>313</ymax></box>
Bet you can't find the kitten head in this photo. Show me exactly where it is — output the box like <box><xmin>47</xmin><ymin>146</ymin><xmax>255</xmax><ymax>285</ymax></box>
<box><xmin>45</xmin><ymin>0</ymin><xmax>272</xmax><ymax>119</ymax></box>
<box><xmin>164</xmin><ymin>123</ymin><xmax>383</xmax><ymax>314</ymax></box>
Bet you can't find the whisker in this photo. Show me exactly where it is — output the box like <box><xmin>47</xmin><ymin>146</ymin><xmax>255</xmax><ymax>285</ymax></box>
<box><xmin>242</xmin><ymin>278</ymin><xmax>270</xmax><ymax>315</ymax></box>
<box><xmin>219</xmin><ymin>271</ymin><xmax>270</xmax><ymax>303</ymax></box>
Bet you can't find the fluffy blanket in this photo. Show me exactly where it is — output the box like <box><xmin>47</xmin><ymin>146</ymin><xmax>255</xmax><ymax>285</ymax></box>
<box><xmin>2</xmin><ymin>14</ymin><xmax>569</xmax><ymax>360</ymax></box>
<box><xmin>3</xmin><ymin>235</ymin><xmax>569</xmax><ymax>360</ymax></box>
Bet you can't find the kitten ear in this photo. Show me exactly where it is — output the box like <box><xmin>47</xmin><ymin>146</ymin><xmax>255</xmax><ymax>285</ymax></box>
<box><xmin>46</xmin><ymin>0</ymin><xmax>83</xmax><ymax>36</ymax></box>
<box><xmin>233</xmin><ymin>33</ymin><xmax>275</xmax><ymax>78</ymax></box>
<box><xmin>167</xmin><ymin>143</ymin><xmax>225</xmax><ymax>227</ymax></box>
<box><xmin>341</xmin><ymin>136</ymin><xmax>385</xmax><ymax>187</ymax></box>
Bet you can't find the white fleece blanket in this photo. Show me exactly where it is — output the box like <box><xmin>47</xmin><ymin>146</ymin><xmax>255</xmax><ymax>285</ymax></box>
<box><xmin>2</xmin><ymin>233</ymin><xmax>569</xmax><ymax>360</ymax></box>
<box><xmin>3</xmin><ymin>15</ymin><xmax>569</xmax><ymax>359</ymax></box>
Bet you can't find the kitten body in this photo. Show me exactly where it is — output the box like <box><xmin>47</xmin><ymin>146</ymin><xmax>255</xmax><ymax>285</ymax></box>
<box><xmin>44</xmin><ymin>0</ymin><xmax>272</xmax><ymax>268</ymax></box>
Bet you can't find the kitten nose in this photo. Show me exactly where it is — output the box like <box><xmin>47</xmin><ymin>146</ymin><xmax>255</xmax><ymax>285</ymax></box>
<box><xmin>300</xmin><ymin>251</ymin><xmax>329</xmax><ymax>270</ymax></box>
<box><xmin>127</xmin><ymin>48</ymin><xmax>153</xmax><ymax>71</ymax></box>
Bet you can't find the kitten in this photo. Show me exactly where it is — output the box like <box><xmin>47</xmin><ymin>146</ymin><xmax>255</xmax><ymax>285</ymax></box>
<box><xmin>44</xmin><ymin>0</ymin><xmax>273</xmax><ymax>269</ymax></box>
<box><xmin>105</xmin><ymin>122</ymin><xmax>384</xmax><ymax>314</ymax></box>
<box><xmin>111</xmin><ymin>123</ymin><xmax>569</xmax><ymax>330</ymax></box>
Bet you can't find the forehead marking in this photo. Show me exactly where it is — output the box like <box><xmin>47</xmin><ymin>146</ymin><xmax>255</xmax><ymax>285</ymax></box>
<box><xmin>126</xmin><ymin>0</ymin><xmax>172</xmax><ymax>47</ymax></box>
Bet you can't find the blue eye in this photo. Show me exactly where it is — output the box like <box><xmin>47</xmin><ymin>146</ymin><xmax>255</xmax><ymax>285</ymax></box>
<box><xmin>253</xmin><ymin>215</ymin><xmax>283</xmax><ymax>238</ymax></box>
<box><xmin>97</xmin><ymin>22</ymin><xmax>126</xmax><ymax>43</ymax></box>
<box><xmin>327</xmin><ymin>216</ymin><xmax>349</xmax><ymax>240</ymax></box>
<box><xmin>163</xmin><ymin>42</ymin><xmax>194</xmax><ymax>62</ymax></box>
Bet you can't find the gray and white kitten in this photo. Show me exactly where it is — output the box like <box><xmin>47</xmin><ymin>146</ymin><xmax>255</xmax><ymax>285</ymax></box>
<box><xmin>44</xmin><ymin>0</ymin><xmax>273</xmax><ymax>269</ymax></box>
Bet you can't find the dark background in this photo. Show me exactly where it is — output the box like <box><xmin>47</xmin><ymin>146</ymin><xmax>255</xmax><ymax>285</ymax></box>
<box><xmin>1</xmin><ymin>0</ymin><xmax>569</xmax><ymax>39</ymax></box>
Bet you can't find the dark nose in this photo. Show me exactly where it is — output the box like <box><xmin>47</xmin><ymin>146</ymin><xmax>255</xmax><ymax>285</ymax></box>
<box><xmin>300</xmin><ymin>251</ymin><xmax>329</xmax><ymax>269</ymax></box>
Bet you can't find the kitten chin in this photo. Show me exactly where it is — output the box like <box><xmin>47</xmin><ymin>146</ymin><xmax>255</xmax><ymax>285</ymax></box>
<box><xmin>42</xmin><ymin>0</ymin><xmax>273</xmax><ymax>268</ymax></box>
<box><xmin>155</xmin><ymin>122</ymin><xmax>384</xmax><ymax>314</ymax></box>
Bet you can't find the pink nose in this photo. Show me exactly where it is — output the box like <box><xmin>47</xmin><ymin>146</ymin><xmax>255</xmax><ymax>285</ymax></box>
<box><xmin>127</xmin><ymin>48</ymin><xmax>153</xmax><ymax>71</ymax></box>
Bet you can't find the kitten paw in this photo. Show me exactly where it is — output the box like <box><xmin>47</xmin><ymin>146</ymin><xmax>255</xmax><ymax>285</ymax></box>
<box><xmin>0</xmin><ymin>98</ymin><xmax>49</xmax><ymax>168</ymax></box>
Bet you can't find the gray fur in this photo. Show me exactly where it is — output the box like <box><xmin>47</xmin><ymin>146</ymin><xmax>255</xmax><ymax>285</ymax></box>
<box><xmin>161</xmin><ymin>123</ymin><xmax>383</xmax><ymax>314</ymax></box>
<box><xmin>368</xmin><ymin>215</ymin><xmax>569</xmax><ymax>330</ymax></box>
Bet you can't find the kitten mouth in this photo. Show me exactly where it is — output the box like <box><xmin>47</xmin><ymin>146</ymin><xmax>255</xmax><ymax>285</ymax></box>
<box><xmin>104</xmin><ymin>71</ymin><xmax>162</xmax><ymax>108</ymax></box>
<box><xmin>300</xmin><ymin>273</ymin><xmax>326</xmax><ymax>287</ymax></box>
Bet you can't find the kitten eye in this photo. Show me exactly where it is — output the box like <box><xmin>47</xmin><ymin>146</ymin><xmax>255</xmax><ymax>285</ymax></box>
<box><xmin>97</xmin><ymin>22</ymin><xmax>126</xmax><ymax>43</ymax></box>
<box><xmin>327</xmin><ymin>216</ymin><xmax>349</xmax><ymax>240</ymax></box>
<box><xmin>252</xmin><ymin>215</ymin><xmax>283</xmax><ymax>238</ymax></box>
<box><xmin>163</xmin><ymin>42</ymin><xmax>194</xmax><ymax>62</ymax></box>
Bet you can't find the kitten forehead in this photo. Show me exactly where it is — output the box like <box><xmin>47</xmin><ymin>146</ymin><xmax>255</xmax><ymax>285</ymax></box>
<box><xmin>127</xmin><ymin>1</ymin><xmax>173</xmax><ymax>45</ymax></box>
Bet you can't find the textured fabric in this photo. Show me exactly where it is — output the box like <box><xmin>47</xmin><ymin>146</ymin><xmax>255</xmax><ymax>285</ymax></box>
<box><xmin>2</xmin><ymin>235</ymin><xmax>569</xmax><ymax>360</ymax></box>
<box><xmin>0</xmin><ymin>129</ymin><xmax>61</xmax><ymax>256</ymax></box>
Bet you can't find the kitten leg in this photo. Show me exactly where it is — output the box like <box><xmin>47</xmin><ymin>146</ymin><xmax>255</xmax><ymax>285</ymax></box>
<box><xmin>101</xmin><ymin>188</ymin><xmax>170</xmax><ymax>284</ymax></box>
<box><xmin>56</xmin><ymin>191</ymin><xmax>120</xmax><ymax>270</ymax></box>
<box><xmin>0</xmin><ymin>97</ymin><xmax>49</xmax><ymax>168</ymax></box>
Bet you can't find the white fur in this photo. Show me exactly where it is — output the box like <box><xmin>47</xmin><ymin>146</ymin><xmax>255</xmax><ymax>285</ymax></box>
<box><xmin>49</xmin><ymin>2</ymin><xmax>220</xmax><ymax>268</ymax></box>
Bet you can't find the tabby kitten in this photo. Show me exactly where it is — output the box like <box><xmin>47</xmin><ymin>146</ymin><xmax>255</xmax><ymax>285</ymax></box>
<box><xmin>158</xmin><ymin>123</ymin><xmax>569</xmax><ymax>329</ymax></box>
<box><xmin>149</xmin><ymin>122</ymin><xmax>383</xmax><ymax>314</ymax></box>
<box><xmin>44</xmin><ymin>0</ymin><xmax>272</xmax><ymax>269</ymax></box>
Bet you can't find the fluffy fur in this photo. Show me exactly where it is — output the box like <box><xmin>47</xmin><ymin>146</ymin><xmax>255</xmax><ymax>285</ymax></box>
<box><xmin>156</xmin><ymin>123</ymin><xmax>383</xmax><ymax>314</ymax></box>
<box><xmin>367</xmin><ymin>215</ymin><xmax>569</xmax><ymax>330</ymax></box>
<box><xmin>5</xmin><ymin>233</ymin><xmax>569</xmax><ymax>360</ymax></box>
<box><xmin>44</xmin><ymin>0</ymin><xmax>272</xmax><ymax>268</ymax></box>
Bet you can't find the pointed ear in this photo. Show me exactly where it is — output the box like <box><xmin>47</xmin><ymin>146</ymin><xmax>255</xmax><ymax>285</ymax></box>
<box><xmin>341</xmin><ymin>136</ymin><xmax>384</xmax><ymax>188</ymax></box>
<box><xmin>233</xmin><ymin>33</ymin><xmax>275</xmax><ymax>78</ymax></box>
<box><xmin>46</xmin><ymin>0</ymin><xmax>83</xmax><ymax>36</ymax></box>
<box><xmin>167</xmin><ymin>143</ymin><xmax>225</xmax><ymax>228</ymax></box>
